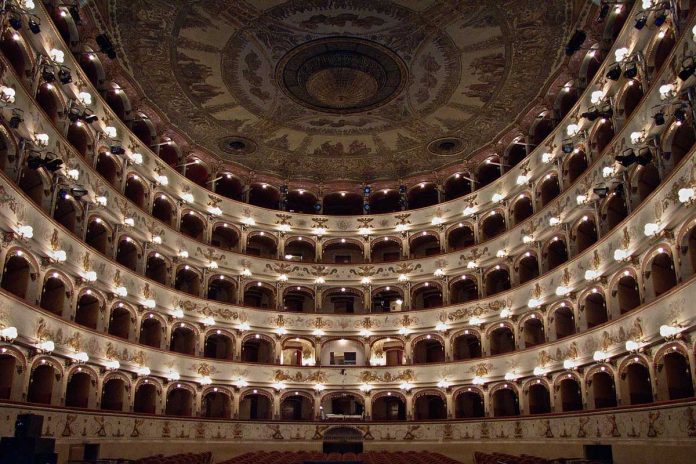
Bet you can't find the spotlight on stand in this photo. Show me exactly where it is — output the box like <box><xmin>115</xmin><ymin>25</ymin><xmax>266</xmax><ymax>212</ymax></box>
<box><xmin>593</xmin><ymin>187</ymin><xmax>609</xmax><ymax>198</ymax></box>
<box><xmin>9</xmin><ymin>110</ymin><xmax>23</xmax><ymax>129</ymax></box>
<box><xmin>623</xmin><ymin>61</ymin><xmax>638</xmax><ymax>79</ymax></box>
<box><xmin>678</xmin><ymin>58</ymin><xmax>696</xmax><ymax>81</ymax></box>
<box><xmin>562</xmin><ymin>139</ymin><xmax>575</xmax><ymax>154</ymax></box>
<box><xmin>41</xmin><ymin>66</ymin><xmax>55</xmax><ymax>83</ymax></box>
<box><xmin>606</xmin><ymin>64</ymin><xmax>621</xmax><ymax>81</ymax></box>
<box><xmin>96</xmin><ymin>33</ymin><xmax>117</xmax><ymax>59</ymax></box>
<box><xmin>28</xmin><ymin>18</ymin><xmax>40</xmax><ymax>34</ymax></box>
<box><xmin>110</xmin><ymin>145</ymin><xmax>125</xmax><ymax>155</ymax></box>
<box><xmin>653</xmin><ymin>111</ymin><xmax>665</xmax><ymax>126</ymax></box>
<box><xmin>674</xmin><ymin>107</ymin><xmax>687</xmax><ymax>124</ymax></box>
<box><xmin>69</xmin><ymin>186</ymin><xmax>89</xmax><ymax>199</ymax></box>
<box><xmin>637</xmin><ymin>147</ymin><xmax>653</xmax><ymax>166</ymax></box>
<box><xmin>654</xmin><ymin>10</ymin><xmax>668</xmax><ymax>26</ymax></box>
<box><xmin>313</xmin><ymin>203</ymin><xmax>322</xmax><ymax>212</ymax></box>
<box><xmin>9</xmin><ymin>15</ymin><xmax>22</xmax><ymax>31</ymax></box>
<box><xmin>44</xmin><ymin>157</ymin><xmax>64</xmax><ymax>172</ymax></box>
<box><xmin>565</xmin><ymin>30</ymin><xmax>587</xmax><ymax>56</ymax></box>
<box><xmin>58</xmin><ymin>67</ymin><xmax>72</xmax><ymax>85</ymax></box>
<box><xmin>363</xmin><ymin>185</ymin><xmax>371</xmax><ymax>195</ymax></box>
<box><xmin>634</xmin><ymin>14</ymin><xmax>647</xmax><ymax>29</ymax></box>
<box><xmin>615</xmin><ymin>149</ymin><xmax>637</xmax><ymax>167</ymax></box>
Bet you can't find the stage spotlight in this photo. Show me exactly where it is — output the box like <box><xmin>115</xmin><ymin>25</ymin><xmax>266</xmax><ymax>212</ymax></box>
<box><xmin>69</xmin><ymin>5</ymin><xmax>82</xmax><ymax>24</ymax></box>
<box><xmin>363</xmin><ymin>203</ymin><xmax>370</xmax><ymax>212</ymax></box>
<box><xmin>636</xmin><ymin>148</ymin><xmax>653</xmax><ymax>166</ymax></box>
<box><xmin>9</xmin><ymin>15</ymin><xmax>22</xmax><ymax>31</ymax></box>
<box><xmin>562</xmin><ymin>141</ymin><xmax>574</xmax><ymax>154</ymax></box>
<box><xmin>623</xmin><ymin>62</ymin><xmax>638</xmax><ymax>79</ymax></box>
<box><xmin>674</xmin><ymin>108</ymin><xmax>687</xmax><ymax>124</ymax></box>
<box><xmin>678</xmin><ymin>60</ymin><xmax>696</xmax><ymax>81</ymax></box>
<box><xmin>42</xmin><ymin>67</ymin><xmax>55</xmax><ymax>83</ymax></box>
<box><xmin>654</xmin><ymin>10</ymin><xmax>667</xmax><ymax>26</ymax></box>
<box><xmin>82</xmin><ymin>111</ymin><xmax>98</xmax><ymax>124</ymax></box>
<box><xmin>399</xmin><ymin>185</ymin><xmax>407</xmax><ymax>194</ymax></box>
<box><xmin>598</xmin><ymin>2</ymin><xmax>610</xmax><ymax>21</ymax></box>
<box><xmin>70</xmin><ymin>186</ymin><xmax>89</xmax><ymax>198</ymax></box>
<box><xmin>9</xmin><ymin>113</ymin><xmax>23</xmax><ymax>129</ymax></box>
<box><xmin>28</xmin><ymin>18</ymin><xmax>40</xmax><ymax>34</ymax></box>
<box><xmin>606</xmin><ymin>64</ymin><xmax>621</xmax><ymax>81</ymax></box>
<box><xmin>593</xmin><ymin>187</ymin><xmax>609</xmax><ymax>198</ymax></box>
<box><xmin>634</xmin><ymin>15</ymin><xmax>647</xmax><ymax>29</ymax></box>
<box><xmin>565</xmin><ymin>30</ymin><xmax>586</xmax><ymax>56</ymax></box>
<box><xmin>44</xmin><ymin>157</ymin><xmax>64</xmax><ymax>172</ymax></box>
<box><xmin>653</xmin><ymin>111</ymin><xmax>665</xmax><ymax>126</ymax></box>
<box><xmin>363</xmin><ymin>185</ymin><xmax>371</xmax><ymax>195</ymax></box>
<box><xmin>27</xmin><ymin>155</ymin><xmax>43</xmax><ymax>170</ymax></box>
<box><xmin>58</xmin><ymin>68</ymin><xmax>72</xmax><ymax>85</ymax></box>
<box><xmin>581</xmin><ymin>109</ymin><xmax>599</xmax><ymax>121</ymax></box>
<box><xmin>110</xmin><ymin>145</ymin><xmax>126</xmax><ymax>155</ymax></box>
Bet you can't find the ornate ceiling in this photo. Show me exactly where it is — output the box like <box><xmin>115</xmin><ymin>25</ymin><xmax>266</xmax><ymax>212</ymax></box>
<box><xmin>106</xmin><ymin>0</ymin><xmax>582</xmax><ymax>182</ymax></box>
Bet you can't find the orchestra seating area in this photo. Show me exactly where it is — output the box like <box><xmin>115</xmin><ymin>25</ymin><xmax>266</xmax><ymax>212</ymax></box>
<box><xmin>219</xmin><ymin>451</ymin><xmax>462</xmax><ymax>464</ymax></box>
<box><xmin>134</xmin><ymin>452</ymin><xmax>213</xmax><ymax>464</ymax></box>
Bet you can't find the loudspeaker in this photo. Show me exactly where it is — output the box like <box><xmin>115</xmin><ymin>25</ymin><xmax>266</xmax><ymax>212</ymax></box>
<box><xmin>14</xmin><ymin>414</ymin><xmax>43</xmax><ymax>438</ymax></box>
<box><xmin>0</xmin><ymin>437</ymin><xmax>56</xmax><ymax>464</ymax></box>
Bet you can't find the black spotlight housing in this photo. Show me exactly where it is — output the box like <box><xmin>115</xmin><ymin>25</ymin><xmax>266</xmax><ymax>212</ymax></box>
<box><xmin>565</xmin><ymin>30</ymin><xmax>586</xmax><ymax>56</ymax></box>
<box><xmin>623</xmin><ymin>62</ymin><xmax>638</xmax><ymax>79</ymax></box>
<box><xmin>399</xmin><ymin>185</ymin><xmax>407</xmax><ymax>194</ymax></box>
<box><xmin>598</xmin><ymin>2</ymin><xmax>610</xmax><ymax>21</ymax></box>
<box><xmin>58</xmin><ymin>68</ymin><xmax>72</xmax><ymax>85</ymax></box>
<box><xmin>67</xmin><ymin>108</ymin><xmax>81</xmax><ymax>123</ymax></box>
<box><xmin>9</xmin><ymin>15</ymin><xmax>22</xmax><ymax>31</ymax></box>
<box><xmin>654</xmin><ymin>10</ymin><xmax>668</xmax><ymax>26</ymax></box>
<box><xmin>615</xmin><ymin>150</ymin><xmax>637</xmax><ymax>167</ymax></box>
<box><xmin>606</xmin><ymin>64</ymin><xmax>621</xmax><ymax>81</ymax></box>
<box><xmin>69</xmin><ymin>5</ymin><xmax>82</xmax><ymax>24</ymax></box>
<box><xmin>653</xmin><ymin>111</ymin><xmax>665</xmax><ymax>126</ymax></box>
<box><xmin>313</xmin><ymin>203</ymin><xmax>322</xmax><ymax>212</ymax></box>
<box><xmin>637</xmin><ymin>148</ymin><xmax>653</xmax><ymax>166</ymax></box>
<box><xmin>44</xmin><ymin>157</ymin><xmax>64</xmax><ymax>172</ymax></box>
<box><xmin>581</xmin><ymin>109</ymin><xmax>599</xmax><ymax>121</ymax></box>
<box><xmin>562</xmin><ymin>141</ymin><xmax>575</xmax><ymax>154</ymax></box>
<box><xmin>634</xmin><ymin>15</ymin><xmax>648</xmax><ymax>29</ymax></box>
<box><xmin>41</xmin><ymin>68</ymin><xmax>55</xmax><ymax>83</ymax></box>
<box><xmin>678</xmin><ymin>59</ymin><xmax>696</xmax><ymax>81</ymax></box>
<box><xmin>27</xmin><ymin>155</ymin><xmax>43</xmax><ymax>170</ymax></box>
<box><xmin>9</xmin><ymin>114</ymin><xmax>23</xmax><ymax>129</ymax></box>
<box><xmin>593</xmin><ymin>187</ymin><xmax>609</xmax><ymax>198</ymax></box>
<box><xmin>110</xmin><ymin>145</ymin><xmax>125</xmax><ymax>155</ymax></box>
<box><xmin>28</xmin><ymin>18</ymin><xmax>40</xmax><ymax>34</ymax></box>
<box><xmin>82</xmin><ymin>113</ymin><xmax>98</xmax><ymax>124</ymax></box>
<box><xmin>70</xmin><ymin>186</ymin><xmax>89</xmax><ymax>198</ymax></box>
<box><xmin>674</xmin><ymin>108</ymin><xmax>687</xmax><ymax>124</ymax></box>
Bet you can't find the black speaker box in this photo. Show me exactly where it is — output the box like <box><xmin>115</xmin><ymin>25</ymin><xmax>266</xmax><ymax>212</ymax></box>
<box><xmin>0</xmin><ymin>436</ymin><xmax>56</xmax><ymax>464</ymax></box>
<box><xmin>14</xmin><ymin>414</ymin><xmax>44</xmax><ymax>438</ymax></box>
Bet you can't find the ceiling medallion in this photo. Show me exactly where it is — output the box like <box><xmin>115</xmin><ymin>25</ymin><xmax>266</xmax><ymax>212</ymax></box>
<box><xmin>217</xmin><ymin>136</ymin><xmax>258</xmax><ymax>156</ymax></box>
<box><xmin>427</xmin><ymin>137</ymin><xmax>466</xmax><ymax>156</ymax></box>
<box><xmin>277</xmin><ymin>37</ymin><xmax>408</xmax><ymax>114</ymax></box>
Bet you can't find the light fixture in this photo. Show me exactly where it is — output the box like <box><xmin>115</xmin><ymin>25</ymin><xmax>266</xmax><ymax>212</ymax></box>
<box><xmin>593</xmin><ymin>350</ymin><xmax>609</xmax><ymax>362</ymax></box>
<box><xmin>563</xmin><ymin>359</ymin><xmax>576</xmax><ymax>370</ymax></box>
<box><xmin>114</xmin><ymin>286</ymin><xmax>128</xmax><ymax>297</ymax></box>
<box><xmin>37</xmin><ymin>340</ymin><xmax>55</xmax><ymax>353</ymax></box>
<box><xmin>51</xmin><ymin>249</ymin><xmax>67</xmax><ymax>262</ymax></box>
<box><xmin>625</xmin><ymin>340</ymin><xmax>640</xmax><ymax>352</ymax></box>
<box><xmin>491</xmin><ymin>192</ymin><xmax>504</xmax><ymax>203</ymax></box>
<box><xmin>566</xmin><ymin>123</ymin><xmax>580</xmax><ymax>137</ymax></box>
<box><xmin>49</xmin><ymin>48</ymin><xmax>64</xmax><ymax>63</ymax></box>
<box><xmin>541</xmin><ymin>152</ymin><xmax>554</xmax><ymax>163</ymax></box>
<box><xmin>16</xmin><ymin>224</ymin><xmax>33</xmax><ymax>239</ymax></box>
<box><xmin>659</xmin><ymin>324</ymin><xmax>681</xmax><ymax>338</ymax></box>
<box><xmin>0</xmin><ymin>327</ymin><xmax>18</xmax><ymax>342</ymax></box>
<box><xmin>590</xmin><ymin>90</ymin><xmax>605</xmax><ymax>104</ymax></box>
<box><xmin>202</xmin><ymin>316</ymin><xmax>215</xmax><ymax>326</ymax></box>
<box><xmin>472</xmin><ymin>376</ymin><xmax>485</xmax><ymax>386</ymax></box>
<box><xmin>72</xmin><ymin>352</ymin><xmax>89</xmax><ymax>363</ymax></box>
<box><xmin>167</xmin><ymin>371</ymin><xmax>180</xmax><ymax>382</ymax></box>
<box><xmin>678</xmin><ymin>187</ymin><xmax>695</xmax><ymax>204</ymax></box>
<box><xmin>643</xmin><ymin>222</ymin><xmax>660</xmax><ymax>237</ymax></box>
<box><xmin>613</xmin><ymin>248</ymin><xmax>630</xmax><ymax>262</ymax></box>
<box><xmin>0</xmin><ymin>85</ymin><xmax>16</xmax><ymax>104</ymax></box>
<box><xmin>143</xmin><ymin>298</ymin><xmax>156</xmax><ymax>309</ymax></box>
<box><xmin>533</xmin><ymin>366</ymin><xmax>546</xmax><ymax>376</ymax></box>
<box><xmin>584</xmin><ymin>269</ymin><xmax>601</xmax><ymax>281</ymax></box>
<box><xmin>435</xmin><ymin>322</ymin><xmax>448</xmax><ymax>332</ymax></box>
<box><xmin>516</xmin><ymin>174</ymin><xmax>529</xmax><ymax>185</ymax></box>
<box><xmin>155</xmin><ymin>174</ymin><xmax>169</xmax><ymax>185</ymax></box>
<box><xmin>180</xmin><ymin>192</ymin><xmax>194</xmax><ymax>203</ymax></box>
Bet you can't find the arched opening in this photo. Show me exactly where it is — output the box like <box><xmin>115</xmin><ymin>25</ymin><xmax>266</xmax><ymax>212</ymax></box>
<box><xmin>372</xmin><ymin>395</ymin><xmax>406</xmax><ymax>420</ymax></box>
<box><xmin>104</xmin><ymin>89</ymin><xmax>129</xmax><ymax>122</ymax></box>
<box><xmin>621</xmin><ymin>82</ymin><xmax>643</xmax><ymax>119</ymax></box>
<box><xmin>65</xmin><ymin>372</ymin><xmax>91</xmax><ymax>408</ymax></box>
<box><xmin>322</xmin><ymin>192</ymin><xmax>363</xmax><ymax>215</ymax></box>
<box><xmin>74</xmin><ymin>292</ymin><xmax>100</xmax><ymax>329</ymax></box>
<box><xmin>321</xmin><ymin>288</ymin><xmax>365</xmax><ymax>314</ymax></box>
<box><xmin>624</xmin><ymin>363</ymin><xmax>653</xmax><ymax>405</ymax></box>
<box><xmin>322</xmin><ymin>339</ymin><xmax>365</xmax><ymax>366</ymax></box>
<box><xmin>480</xmin><ymin>213</ymin><xmax>506</xmax><ymax>241</ymax></box>
<box><xmin>444</xmin><ymin>174</ymin><xmax>472</xmax><ymax>200</ymax></box>
<box><xmin>207</xmin><ymin>277</ymin><xmax>236</xmax><ymax>304</ymax></box>
<box><xmin>39</xmin><ymin>276</ymin><xmax>66</xmax><ymax>316</ymax></box>
<box><xmin>36</xmin><ymin>84</ymin><xmax>60</xmax><ymax>123</ymax></box>
<box><xmin>668</xmin><ymin>123</ymin><xmax>696</xmax><ymax>168</ymax></box>
<box><xmin>484</xmin><ymin>268</ymin><xmax>511</xmax><ymax>296</ymax></box>
<box><xmin>284</xmin><ymin>238</ymin><xmax>315</xmax><ymax>262</ymax></box>
<box><xmin>634</xmin><ymin>163</ymin><xmax>661</xmax><ymax>205</ymax></box>
<box><xmin>248</xmin><ymin>184</ymin><xmax>280</xmax><ymax>210</ymax></box>
<box><xmin>133</xmin><ymin>383</ymin><xmax>158</xmax><ymax>414</ymax></box>
<box><xmin>214</xmin><ymin>174</ymin><xmax>243</xmax><ymax>201</ymax></box>
<box><xmin>152</xmin><ymin>195</ymin><xmax>175</xmax><ymax>227</ymax></box>
<box><xmin>84</xmin><ymin>218</ymin><xmax>109</xmax><ymax>255</ymax></box>
<box><xmin>453</xmin><ymin>333</ymin><xmax>482</xmax><ymax>360</ymax></box>
<box><xmin>455</xmin><ymin>391</ymin><xmax>485</xmax><ymax>418</ymax></box>
<box><xmin>18</xmin><ymin>166</ymin><xmax>47</xmax><ymax>207</ymax></box>
<box><xmin>145</xmin><ymin>254</ymin><xmax>168</xmax><ymax>284</ymax></box>
<box><xmin>95</xmin><ymin>152</ymin><xmax>119</xmax><ymax>187</ymax></box>
<box><xmin>531</xmin><ymin>117</ymin><xmax>555</xmax><ymax>146</ymax></box>
<box><xmin>286</xmin><ymin>190</ymin><xmax>318</xmax><ymax>214</ymax></box>
<box><xmin>544</xmin><ymin>238</ymin><xmax>568</xmax><ymax>271</ymax></box>
<box><xmin>565</xmin><ymin>149</ymin><xmax>588</xmax><ymax>184</ymax></box>
<box><xmin>1</xmin><ymin>254</ymin><xmax>32</xmax><ymax>300</ymax></box>
<box><xmin>414</xmin><ymin>394</ymin><xmax>446</xmax><ymax>420</ymax></box>
<box><xmin>614</xmin><ymin>274</ymin><xmax>640</xmax><ymax>314</ymax></box>
<box><xmin>321</xmin><ymin>393</ymin><xmax>364</xmax><ymax>419</ymax></box>
<box><xmin>280</xmin><ymin>394</ymin><xmax>313</xmax><ymax>420</ymax></box>
<box><xmin>175</xmin><ymin>267</ymin><xmax>200</xmax><ymax>296</ymax></box>
<box><xmin>489</xmin><ymin>326</ymin><xmax>515</xmax><ymax>355</ymax></box>
<box><xmin>115</xmin><ymin>238</ymin><xmax>139</xmax><ymax>271</ymax></box>
<box><xmin>553</xmin><ymin>306</ymin><xmax>575</xmax><ymax>340</ymax></box>
<box><xmin>139</xmin><ymin>317</ymin><xmax>162</xmax><ymax>348</ymax></box>
<box><xmin>683</xmin><ymin>227</ymin><xmax>696</xmax><ymax>280</ymax></box>
<box><xmin>282</xmin><ymin>287</ymin><xmax>314</xmax><ymax>312</ymax></box>
<box><xmin>518</xmin><ymin>253</ymin><xmax>539</xmax><ymax>284</ymax></box>
<box><xmin>179</xmin><ymin>212</ymin><xmax>206</xmax><ymax>242</ymax></box>
<box><xmin>512</xmin><ymin>196</ymin><xmax>533</xmax><ymax>225</ymax></box>
<box><xmin>101</xmin><ymin>378</ymin><xmax>127</xmax><ymax>411</ymax></box>
<box><xmin>591</xmin><ymin>120</ymin><xmax>614</xmax><ymax>157</ymax></box>
<box><xmin>602</xmin><ymin>193</ymin><xmax>628</xmax><ymax>233</ymax></box>
<box><xmin>239</xmin><ymin>393</ymin><xmax>272</xmax><ymax>420</ymax></box>
<box><xmin>323</xmin><ymin>240</ymin><xmax>363</xmax><ymax>264</ymax></box>
<box><xmin>557</xmin><ymin>87</ymin><xmax>579</xmax><ymax>120</ymax></box>
<box><xmin>211</xmin><ymin>224</ymin><xmax>239</xmax><ymax>252</ymax></box>
<box><xmin>243</xmin><ymin>284</ymin><xmax>275</xmax><ymax>309</ymax></box>
<box><xmin>411</xmin><ymin>284</ymin><xmax>443</xmax><ymax>309</ymax></box>
<box><xmin>559</xmin><ymin>377</ymin><xmax>583</xmax><ymax>411</ymax></box>
<box><xmin>202</xmin><ymin>391</ymin><xmax>232</xmax><ymax>418</ymax></box>
<box><xmin>27</xmin><ymin>364</ymin><xmax>55</xmax><ymax>404</ymax></box>
<box><xmin>574</xmin><ymin>218</ymin><xmax>598</xmax><ymax>254</ymax></box>
<box><xmin>66</xmin><ymin>122</ymin><xmax>91</xmax><ymax>157</ymax></box>
<box><xmin>412</xmin><ymin>338</ymin><xmax>445</xmax><ymax>364</ymax></box>
<box><xmin>184</xmin><ymin>160</ymin><xmax>209</xmax><ymax>187</ymax></box>
<box><xmin>447</xmin><ymin>225</ymin><xmax>475</xmax><ymax>251</ymax></box>
<box><xmin>661</xmin><ymin>352</ymin><xmax>694</xmax><ymax>400</ymax></box>
<box><xmin>130</xmin><ymin>116</ymin><xmax>156</xmax><ymax>147</ymax></box>
<box><xmin>246</xmin><ymin>234</ymin><xmax>277</xmax><ymax>259</ymax></box>
<box><xmin>170</xmin><ymin>325</ymin><xmax>196</xmax><ymax>355</ymax></box>
<box><xmin>371</xmin><ymin>287</ymin><xmax>403</xmax><ymax>313</ymax></box>
<box><xmin>0</xmin><ymin>354</ymin><xmax>16</xmax><ymax>397</ymax></box>
<box><xmin>0</xmin><ymin>31</ymin><xmax>29</xmax><ymax>78</ymax></box>
<box><xmin>527</xmin><ymin>383</ymin><xmax>551</xmax><ymax>414</ymax></box>
<box><xmin>538</xmin><ymin>175</ymin><xmax>560</xmax><ymax>207</ymax></box>
<box><xmin>522</xmin><ymin>317</ymin><xmax>544</xmax><ymax>348</ymax></box>
<box><xmin>124</xmin><ymin>176</ymin><xmax>147</xmax><ymax>210</ymax></box>
<box><xmin>449</xmin><ymin>277</ymin><xmax>478</xmax><ymax>304</ymax></box>
<box><xmin>241</xmin><ymin>337</ymin><xmax>274</xmax><ymax>363</ymax></box>
<box><xmin>653</xmin><ymin>29</ymin><xmax>675</xmax><ymax>73</ymax></box>
<box><xmin>158</xmin><ymin>143</ymin><xmax>180</xmax><ymax>170</ymax></box>
<box><xmin>591</xmin><ymin>371</ymin><xmax>617</xmax><ymax>409</ymax></box>
<box><xmin>583</xmin><ymin>291</ymin><xmax>608</xmax><ymax>328</ymax></box>
<box><xmin>650</xmin><ymin>251</ymin><xmax>677</xmax><ymax>297</ymax></box>
<box><xmin>505</xmin><ymin>143</ymin><xmax>528</xmax><ymax>170</ymax></box>
<box><xmin>108</xmin><ymin>306</ymin><xmax>131</xmax><ymax>340</ymax></box>
<box><xmin>407</xmin><ymin>183</ymin><xmax>439</xmax><ymax>209</ymax></box>
<box><xmin>369</xmin><ymin>190</ymin><xmax>401</xmax><ymax>214</ymax></box>
<box><xmin>492</xmin><ymin>388</ymin><xmax>519</xmax><ymax>417</ymax></box>
<box><xmin>52</xmin><ymin>194</ymin><xmax>79</xmax><ymax>234</ymax></box>
<box><xmin>204</xmin><ymin>333</ymin><xmax>234</xmax><ymax>360</ymax></box>
<box><xmin>409</xmin><ymin>233</ymin><xmax>440</xmax><ymax>258</ymax></box>
<box><xmin>371</xmin><ymin>238</ymin><xmax>401</xmax><ymax>262</ymax></box>
<box><xmin>477</xmin><ymin>159</ymin><xmax>501</xmax><ymax>187</ymax></box>
<box><xmin>166</xmin><ymin>387</ymin><xmax>193</xmax><ymax>416</ymax></box>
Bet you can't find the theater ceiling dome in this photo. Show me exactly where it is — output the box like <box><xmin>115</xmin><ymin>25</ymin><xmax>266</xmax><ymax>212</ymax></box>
<box><xmin>108</xmin><ymin>0</ymin><xmax>579</xmax><ymax>181</ymax></box>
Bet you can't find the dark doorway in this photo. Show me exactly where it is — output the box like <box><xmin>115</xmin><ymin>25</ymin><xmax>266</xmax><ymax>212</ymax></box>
<box><xmin>322</xmin><ymin>427</ymin><xmax>364</xmax><ymax>454</ymax></box>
